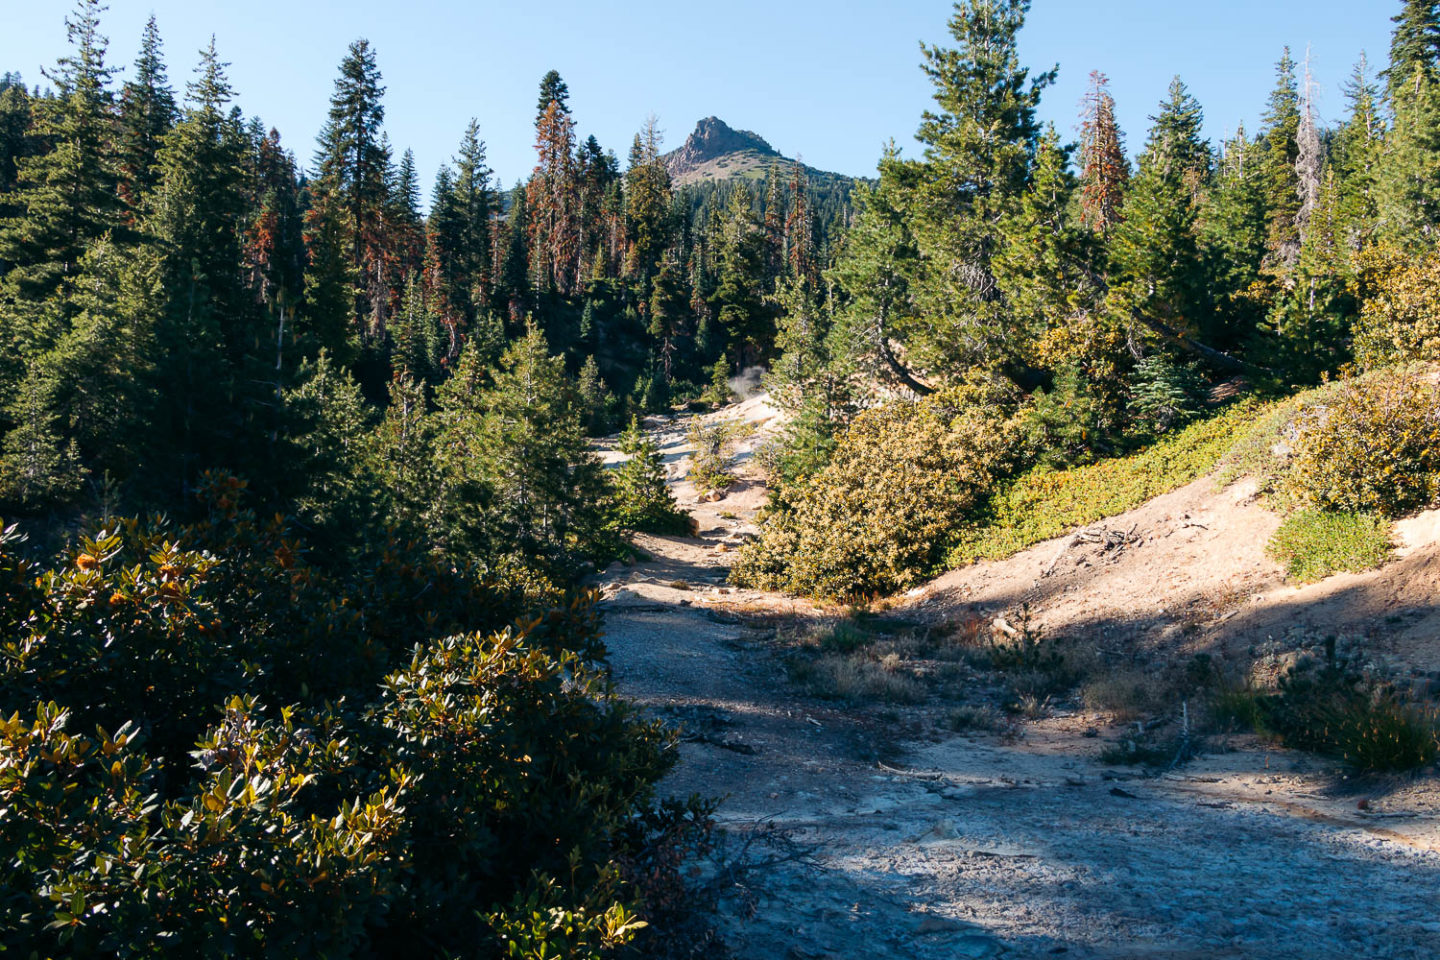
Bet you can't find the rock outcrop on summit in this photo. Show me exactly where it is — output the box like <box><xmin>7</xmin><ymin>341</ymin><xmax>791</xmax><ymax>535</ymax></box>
<box><xmin>662</xmin><ymin>116</ymin><xmax>853</xmax><ymax>187</ymax></box>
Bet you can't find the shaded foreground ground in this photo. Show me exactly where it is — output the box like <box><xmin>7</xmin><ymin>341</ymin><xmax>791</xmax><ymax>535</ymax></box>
<box><xmin>595</xmin><ymin>401</ymin><xmax>1440</xmax><ymax>959</ymax></box>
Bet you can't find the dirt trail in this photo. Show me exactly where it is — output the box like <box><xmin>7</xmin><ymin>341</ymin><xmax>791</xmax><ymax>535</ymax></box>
<box><xmin>596</xmin><ymin>400</ymin><xmax>1440</xmax><ymax>959</ymax></box>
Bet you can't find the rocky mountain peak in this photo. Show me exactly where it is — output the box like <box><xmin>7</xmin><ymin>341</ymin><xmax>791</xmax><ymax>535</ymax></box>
<box><xmin>665</xmin><ymin>117</ymin><xmax>779</xmax><ymax>181</ymax></box>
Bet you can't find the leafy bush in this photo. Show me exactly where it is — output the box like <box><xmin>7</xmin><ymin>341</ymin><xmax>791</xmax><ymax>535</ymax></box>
<box><xmin>951</xmin><ymin>400</ymin><xmax>1256</xmax><ymax>565</ymax></box>
<box><xmin>0</xmin><ymin>483</ymin><xmax>695</xmax><ymax>957</ymax></box>
<box><xmin>612</xmin><ymin>417</ymin><xmax>693</xmax><ymax>536</ymax></box>
<box><xmin>1283</xmin><ymin>372</ymin><xmax>1440</xmax><ymax>517</ymax></box>
<box><xmin>734</xmin><ymin>377</ymin><xmax>1024</xmax><ymax>602</ymax></box>
<box><xmin>1266</xmin><ymin>510</ymin><xmax>1393</xmax><ymax>583</ymax></box>
<box><xmin>1353</xmin><ymin>244</ymin><xmax>1440</xmax><ymax>368</ymax></box>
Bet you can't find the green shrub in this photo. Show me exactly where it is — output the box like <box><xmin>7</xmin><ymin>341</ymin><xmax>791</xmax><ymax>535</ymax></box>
<box><xmin>0</xmin><ymin>482</ymin><xmax>693</xmax><ymax>956</ymax></box>
<box><xmin>1283</xmin><ymin>372</ymin><xmax>1440</xmax><ymax>517</ymax></box>
<box><xmin>1246</xmin><ymin>641</ymin><xmax>1439</xmax><ymax>772</ymax></box>
<box><xmin>734</xmin><ymin>377</ymin><xmax>1024</xmax><ymax>602</ymax></box>
<box><xmin>1127</xmin><ymin>353</ymin><xmax>1206</xmax><ymax>437</ymax></box>
<box><xmin>1266</xmin><ymin>510</ymin><xmax>1393</xmax><ymax>583</ymax></box>
<box><xmin>612</xmin><ymin>417</ymin><xmax>693</xmax><ymax>536</ymax></box>
<box><xmin>686</xmin><ymin>419</ymin><xmax>747</xmax><ymax>494</ymax></box>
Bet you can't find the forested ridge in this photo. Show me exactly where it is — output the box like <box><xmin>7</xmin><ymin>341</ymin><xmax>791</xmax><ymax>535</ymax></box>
<box><xmin>2</xmin><ymin>0</ymin><xmax>1440</xmax><ymax>955</ymax></box>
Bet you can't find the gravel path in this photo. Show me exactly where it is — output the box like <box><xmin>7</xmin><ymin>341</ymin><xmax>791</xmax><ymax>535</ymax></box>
<box><xmin>597</xmin><ymin>404</ymin><xmax>1440</xmax><ymax>959</ymax></box>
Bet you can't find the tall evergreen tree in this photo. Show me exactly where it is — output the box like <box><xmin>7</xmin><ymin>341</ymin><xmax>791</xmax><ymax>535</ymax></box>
<box><xmin>1258</xmin><ymin>48</ymin><xmax>1302</xmax><ymax>269</ymax></box>
<box><xmin>1110</xmin><ymin>78</ymin><xmax>1212</xmax><ymax>346</ymax></box>
<box><xmin>0</xmin><ymin>0</ymin><xmax>120</xmax><ymax>307</ymax></box>
<box><xmin>1332</xmin><ymin>55</ymin><xmax>1384</xmax><ymax>247</ymax></box>
<box><xmin>453</xmin><ymin>121</ymin><xmax>494</xmax><ymax>314</ymax></box>
<box><xmin>117</xmin><ymin>15</ymin><xmax>176</xmax><ymax>213</ymax></box>
<box><xmin>1384</xmin><ymin>0</ymin><xmax>1440</xmax><ymax>102</ymax></box>
<box><xmin>623</xmin><ymin>118</ymin><xmax>672</xmax><ymax>281</ymax></box>
<box><xmin>1200</xmin><ymin>127</ymin><xmax>1269</xmax><ymax>350</ymax></box>
<box><xmin>312</xmin><ymin>39</ymin><xmax>390</xmax><ymax>340</ymax></box>
<box><xmin>1378</xmin><ymin>4</ymin><xmax>1440</xmax><ymax>240</ymax></box>
<box><xmin>527</xmin><ymin>102</ymin><xmax>578</xmax><ymax>296</ymax></box>
<box><xmin>887</xmin><ymin>0</ymin><xmax>1056</xmax><ymax>385</ymax></box>
<box><xmin>147</xmin><ymin>39</ymin><xmax>259</xmax><ymax>491</ymax></box>
<box><xmin>536</xmin><ymin>70</ymin><xmax>571</xmax><ymax>120</ymax></box>
<box><xmin>1078</xmin><ymin>70</ymin><xmax>1129</xmax><ymax>236</ymax></box>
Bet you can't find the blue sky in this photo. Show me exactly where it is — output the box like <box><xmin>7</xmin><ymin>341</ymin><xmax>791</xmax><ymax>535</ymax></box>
<box><xmin>1</xmin><ymin>1</ymin><xmax>1398</xmax><ymax>193</ymax></box>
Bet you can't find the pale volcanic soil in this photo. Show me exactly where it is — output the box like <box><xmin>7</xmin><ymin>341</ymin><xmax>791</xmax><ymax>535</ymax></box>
<box><xmin>594</xmin><ymin>395</ymin><xmax>1440</xmax><ymax>959</ymax></box>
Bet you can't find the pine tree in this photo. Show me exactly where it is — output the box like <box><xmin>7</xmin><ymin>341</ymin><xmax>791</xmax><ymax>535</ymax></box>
<box><xmin>0</xmin><ymin>360</ymin><xmax>85</xmax><ymax>509</ymax></box>
<box><xmin>1378</xmin><ymin>5</ymin><xmax>1440</xmax><ymax>242</ymax></box>
<box><xmin>527</xmin><ymin>101</ymin><xmax>579</xmax><ymax>296</ymax></box>
<box><xmin>995</xmin><ymin>126</ymin><xmax>1095</xmax><ymax>363</ymax></box>
<box><xmin>1110</xmin><ymin>78</ymin><xmax>1212</xmax><ymax>345</ymax></box>
<box><xmin>497</xmin><ymin>182</ymin><xmax>531</xmax><ymax>321</ymax></box>
<box><xmin>391</xmin><ymin>272</ymin><xmax>441</xmax><ymax>384</ymax></box>
<box><xmin>826</xmin><ymin>163</ymin><xmax>925</xmax><ymax>395</ymax></box>
<box><xmin>647</xmin><ymin>254</ymin><xmax>689</xmax><ymax>380</ymax></box>
<box><xmin>474</xmin><ymin>323</ymin><xmax>611</xmax><ymax>575</ymax></box>
<box><xmin>623</xmin><ymin>118</ymin><xmax>672</xmax><ymax>281</ymax></box>
<box><xmin>453</xmin><ymin>121</ymin><xmax>494</xmax><ymax>315</ymax></box>
<box><xmin>784</xmin><ymin>161</ymin><xmax>815</xmax><ymax>282</ymax></box>
<box><xmin>612</xmin><ymin>416</ymin><xmax>689</xmax><ymax>535</ymax></box>
<box><xmin>576</xmin><ymin>354</ymin><xmax>612</xmax><ymax>434</ymax></box>
<box><xmin>536</xmin><ymin>70</ymin><xmax>571</xmax><ymax>120</ymax></box>
<box><xmin>1383</xmin><ymin>0</ymin><xmax>1440</xmax><ymax>102</ymax></box>
<box><xmin>388</xmin><ymin>147</ymin><xmax>425</xmax><ymax>278</ymax></box>
<box><xmin>282</xmin><ymin>350</ymin><xmax>375</xmax><ymax>531</ymax></box>
<box><xmin>1332</xmin><ymin>55</ymin><xmax>1383</xmax><ymax>247</ymax></box>
<box><xmin>147</xmin><ymin>39</ymin><xmax>259</xmax><ymax>491</ymax></box>
<box><xmin>117</xmin><ymin>15</ymin><xmax>176</xmax><ymax>213</ymax></box>
<box><xmin>0</xmin><ymin>0</ymin><xmax>120</xmax><ymax>307</ymax></box>
<box><xmin>1378</xmin><ymin>74</ymin><xmax>1440</xmax><ymax>239</ymax></box>
<box><xmin>312</xmin><ymin>39</ymin><xmax>391</xmax><ymax>340</ymax></box>
<box><xmin>1268</xmin><ymin>166</ymin><xmax>1356</xmax><ymax>379</ymax></box>
<box><xmin>1258</xmin><ymin>48</ymin><xmax>1302</xmax><ymax>269</ymax></box>
<box><xmin>887</xmin><ymin>0</ymin><xmax>1056</xmax><ymax>384</ymax></box>
<box><xmin>42</xmin><ymin>238</ymin><xmax>163</xmax><ymax>478</ymax></box>
<box><xmin>374</xmin><ymin>372</ymin><xmax>438</xmax><ymax>537</ymax></box>
<box><xmin>1200</xmin><ymin>127</ymin><xmax>1269</xmax><ymax>350</ymax></box>
<box><xmin>247</xmin><ymin>126</ymin><xmax>307</xmax><ymax>365</ymax></box>
<box><xmin>712</xmin><ymin>189</ymin><xmax>771</xmax><ymax>364</ymax></box>
<box><xmin>1078</xmin><ymin>70</ymin><xmax>1129</xmax><ymax>236</ymax></box>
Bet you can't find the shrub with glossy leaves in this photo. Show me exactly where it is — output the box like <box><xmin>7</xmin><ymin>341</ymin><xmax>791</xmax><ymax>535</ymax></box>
<box><xmin>1284</xmin><ymin>372</ymin><xmax>1440</xmax><ymax>517</ymax></box>
<box><xmin>0</xmin><ymin>478</ymin><xmax>692</xmax><ymax>957</ymax></box>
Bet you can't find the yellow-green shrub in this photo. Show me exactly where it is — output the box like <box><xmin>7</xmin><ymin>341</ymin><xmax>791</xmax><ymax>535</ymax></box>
<box><xmin>1265</xmin><ymin>510</ymin><xmax>1394</xmax><ymax>583</ymax></box>
<box><xmin>952</xmin><ymin>401</ymin><xmax>1258</xmax><ymax>564</ymax></box>
<box><xmin>734</xmin><ymin>378</ymin><xmax>1023</xmax><ymax>602</ymax></box>
<box><xmin>1353</xmin><ymin>244</ymin><xmax>1440</xmax><ymax>368</ymax></box>
<box><xmin>1284</xmin><ymin>372</ymin><xmax>1440</xmax><ymax>517</ymax></box>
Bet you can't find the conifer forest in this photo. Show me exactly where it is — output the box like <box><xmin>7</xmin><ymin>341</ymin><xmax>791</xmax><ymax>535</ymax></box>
<box><xmin>4</xmin><ymin>0</ymin><xmax>1440</xmax><ymax>956</ymax></box>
